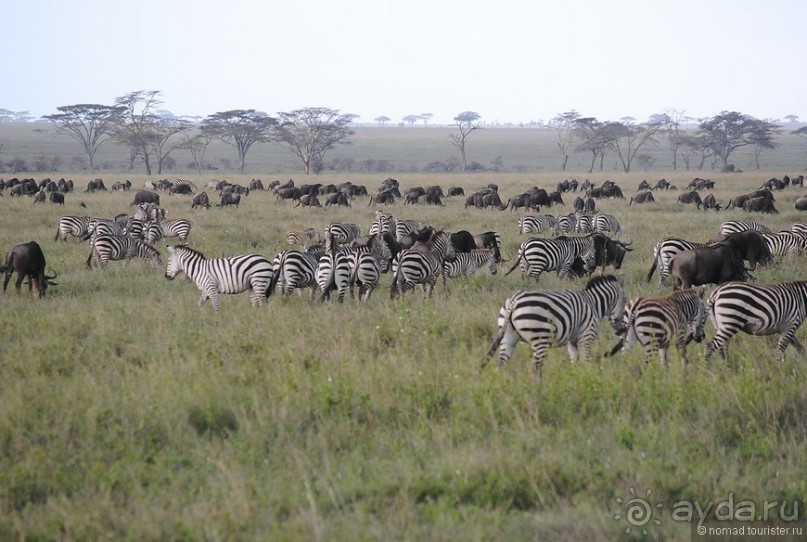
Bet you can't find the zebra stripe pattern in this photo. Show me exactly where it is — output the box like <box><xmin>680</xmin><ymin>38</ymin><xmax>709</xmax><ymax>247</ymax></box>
<box><xmin>617</xmin><ymin>288</ymin><xmax>706</xmax><ymax>366</ymax></box>
<box><xmin>506</xmin><ymin>237</ymin><xmax>595</xmax><ymax>281</ymax></box>
<box><xmin>270</xmin><ymin>250</ymin><xmax>319</xmax><ymax>297</ymax></box>
<box><xmin>705</xmin><ymin>281</ymin><xmax>807</xmax><ymax>363</ymax></box>
<box><xmin>789</xmin><ymin>222</ymin><xmax>807</xmax><ymax>237</ymax></box>
<box><xmin>395</xmin><ymin>219</ymin><xmax>419</xmax><ymax>242</ymax></box>
<box><xmin>369</xmin><ymin>211</ymin><xmax>396</xmax><ymax>236</ymax></box>
<box><xmin>55</xmin><ymin>215</ymin><xmax>91</xmax><ymax>242</ymax></box>
<box><xmin>443</xmin><ymin>249</ymin><xmax>497</xmax><ymax>279</ymax></box>
<box><xmin>316</xmin><ymin>251</ymin><xmax>352</xmax><ymax>302</ymax></box>
<box><xmin>486</xmin><ymin>275</ymin><xmax>627</xmax><ymax>373</ymax></box>
<box><xmin>286</xmin><ymin>228</ymin><xmax>321</xmax><ymax>248</ymax></box>
<box><xmin>87</xmin><ymin>234</ymin><xmax>162</xmax><ymax>270</ymax></box>
<box><xmin>164</xmin><ymin>245</ymin><xmax>274</xmax><ymax>311</ymax></box>
<box><xmin>86</xmin><ymin>218</ymin><xmax>125</xmax><ymax>241</ymax></box>
<box><xmin>144</xmin><ymin>219</ymin><xmax>192</xmax><ymax>244</ymax></box>
<box><xmin>646</xmin><ymin>237</ymin><xmax>712</xmax><ymax>284</ymax></box>
<box><xmin>326</xmin><ymin>223</ymin><xmax>361</xmax><ymax>245</ymax></box>
<box><xmin>574</xmin><ymin>212</ymin><xmax>595</xmax><ymax>234</ymax></box>
<box><xmin>518</xmin><ymin>215</ymin><xmax>558</xmax><ymax>235</ymax></box>
<box><xmin>594</xmin><ymin>213</ymin><xmax>622</xmax><ymax>236</ymax></box>
<box><xmin>390</xmin><ymin>229</ymin><xmax>455</xmax><ymax>299</ymax></box>
<box><xmin>349</xmin><ymin>251</ymin><xmax>382</xmax><ymax>301</ymax></box>
<box><xmin>760</xmin><ymin>231</ymin><xmax>807</xmax><ymax>259</ymax></box>
<box><xmin>719</xmin><ymin>220</ymin><xmax>772</xmax><ymax>236</ymax></box>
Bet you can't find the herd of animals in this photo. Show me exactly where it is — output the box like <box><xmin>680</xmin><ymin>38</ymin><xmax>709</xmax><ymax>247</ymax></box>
<box><xmin>3</xmin><ymin>173</ymin><xmax>807</xmax><ymax>377</ymax></box>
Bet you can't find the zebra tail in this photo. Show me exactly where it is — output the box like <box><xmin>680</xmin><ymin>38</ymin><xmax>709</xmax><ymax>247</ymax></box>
<box><xmin>503</xmin><ymin>251</ymin><xmax>523</xmax><ymax>277</ymax></box>
<box><xmin>646</xmin><ymin>257</ymin><xmax>658</xmax><ymax>283</ymax></box>
<box><xmin>54</xmin><ymin>228</ymin><xmax>60</xmax><ymax>242</ymax></box>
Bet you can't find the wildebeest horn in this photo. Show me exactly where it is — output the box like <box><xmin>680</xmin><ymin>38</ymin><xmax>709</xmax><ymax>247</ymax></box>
<box><xmin>44</xmin><ymin>268</ymin><xmax>58</xmax><ymax>281</ymax></box>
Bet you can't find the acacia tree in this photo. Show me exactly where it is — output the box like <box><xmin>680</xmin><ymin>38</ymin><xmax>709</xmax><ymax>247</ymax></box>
<box><xmin>273</xmin><ymin>107</ymin><xmax>355</xmax><ymax>174</ymax></box>
<box><xmin>698</xmin><ymin>111</ymin><xmax>780</xmax><ymax>169</ymax></box>
<box><xmin>573</xmin><ymin>117</ymin><xmax>612</xmax><ymax>173</ymax></box>
<box><xmin>181</xmin><ymin>131</ymin><xmax>213</xmax><ymax>174</ymax></box>
<box><xmin>42</xmin><ymin>104</ymin><xmax>124</xmax><ymax>170</ymax></box>
<box><xmin>403</xmin><ymin>115</ymin><xmax>420</xmax><ymax>125</ymax></box>
<box><xmin>113</xmin><ymin>90</ymin><xmax>163</xmax><ymax>174</ymax></box>
<box><xmin>450</xmin><ymin>111</ymin><xmax>482</xmax><ymax>172</ymax></box>
<box><xmin>552</xmin><ymin>110</ymin><xmax>579</xmax><ymax>171</ymax></box>
<box><xmin>375</xmin><ymin>116</ymin><xmax>391</xmax><ymax>126</ymax></box>
<box><xmin>201</xmin><ymin>110</ymin><xmax>277</xmax><ymax>173</ymax></box>
<box><xmin>602</xmin><ymin>121</ymin><xmax>662</xmax><ymax>173</ymax></box>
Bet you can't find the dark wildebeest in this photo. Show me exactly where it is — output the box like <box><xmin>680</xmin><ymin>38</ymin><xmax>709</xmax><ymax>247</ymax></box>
<box><xmin>502</xmin><ymin>193</ymin><xmax>534</xmax><ymax>212</ymax></box>
<box><xmin>630</xmin><ymin>191</ymin><xmax>655</xmax><ymax>205</ymax></box>
<box><xmin>701</xmin><ymin>193</ymin><xmax>721</xmax><ymax>211</ymax></box>
<box><xmin>652</xmin><ymin>178</ymin><xmax>671</xmax><ymax>190</ymax></box>
<box><xmin>49</xmin><ymin>192</ymin><xmax>65</xmax><ymax>205</ymax></box>
<box><xmin>169</xmin><ymin>183</ymin><xmax>194</xmax><ymax>196</ymax></box>
<box><xmin>795</xmin><ymin>196</ymin><xmax>807</xmax><ymax>211</ymax></box>
<box><xmin>1</xmin><ymin>241</ymin><xmax>58</xmax><ymax>299</ymax></box>
<box><xmin>686</xmin><ymin>178</ymin><xmax>715</xmax><ymax>191</ymax></box>
<box><xmin>677</xmin><ymin>190</ymin><xmax>703</xmax><ymax>209</ymax></box>
<box><xmin>112</xmin><ymin>180</ymin><xmax>132</xmax><ymax>191</ymax></box>
<box><xmin>276</xmin><ymin>186</ymin><xmax>303</xmax><ymax>203</ymax></box>
<box><xmin>296</xmin><ymin>194</ymin><xmax>322</xmax><ymax>208</ymax></box>
<box><xmin>450</xmin><ymin>231</ymin><xmax>477</xmax><ymax>254</ymax></box>
<box><xmin>709</xmin><ymin>230</ymin><xmax>772</xmax><ymax>270</ymax></box>
<box><xmin>791</xmin><ymin>175</ymin><xmax>805</xmax><ymax>188</ymax></box>
<box><xmin>368</xmin><ymin>189</ymin><xmax>397</xmax><ymax>206</ymax></box>
<box><xmin>447</xmin><ymin>186</ymin><xmax>465</xmax><ymax>197</ymax></box>
<box><xmin>191</xmin><ymin>191</ymin><xmax>211</xmax><ymax>209</ymax></box>
<box><xmin>424</xmin><ymin>191</ymin><xmax>444</xmax><ymax>206</ymax></box>
<box><xmin>743</xmin><ymin>196</ymin><xmax>778</xmax><ymax>214</ymax></box>
<box><xmin>85</xmin><ymin>179</ymin><xmax>107</xmax><ymax>192</ymax></box>
<box><xmin>404</xmin><ymin>187</ymin><xmax>426</xmax><ymax>204</ymax></box>
<box><xmin>669</xmin><ymin>244</ymin><xmax>750</xmax><ymax>290</ymax></box>
<box><xmin>218</xmin><ymin>193</ymin><xmax>241</xmax><ymax>208</ymax></box>
<box><xmin>573</xmin><ymin>196</ymin><xmax>585</xmax><ymax>212</ymax></box>
<box><xmin>637</xmin><ymin>180</ymin><xmax>651</xmax><ymax>191</ymax></box>
<box><xmin>324</xmin><ymin>191</ymin><xmax>350</xmax><ymax>207</ymax></box>
<box><xmin>760</xmin><ymin>177</ymin><xmax>787</xmax><ymax>191</ymax></box>
<box><xmin>33</xmin><ymin>190</ymin><xmax>46</xmax><ymax>204</ymax></box>
<box><xmin>473</xmin><ymin>231</ymin><xmax>503</xmax><ymax>263</ymax></box>
<box><xmin>130</xmin><ymin>190</ymin><xmax>161</xmax><ymax>206</ymax></box>
<box><xmin>249</xmin><ymin>178</ymin><xmax>265</xmax><ymax>191</ymax></box>
<box><xmin>725</xmin><ymin>189</ymin><xmax>774</xmax><ymax>210</ymax></box>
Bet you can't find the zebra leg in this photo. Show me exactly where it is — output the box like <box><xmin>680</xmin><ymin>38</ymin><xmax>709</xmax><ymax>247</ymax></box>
<box><xmin>566</xmin><ymin>343</ymin><xmax>579</xmax><ymax>363</ymax></box>
<box><xmin>777</xmin><ymin>325</ymin><xmax>804</xmax><ymax>362</ymax></box>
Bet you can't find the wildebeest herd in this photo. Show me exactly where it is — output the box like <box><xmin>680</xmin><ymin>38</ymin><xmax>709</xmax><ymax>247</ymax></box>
<box><xmin>4</xmin><ymin>173</ymin><xmax>807</xmax><ymax>378</ymax></box>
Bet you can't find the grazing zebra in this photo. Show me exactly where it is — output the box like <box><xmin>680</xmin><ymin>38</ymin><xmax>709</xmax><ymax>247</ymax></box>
<box><xmin>86</xmin><ymin>218</ymin><xmax>125</xmax><ymax>241</ymax></box>
<box><xmin>369</xmin><ymin>210</ymin><xmax>396</xmax><ymax>236</ymax></box>
<box><xmin>164</xmin><ymin>245</ymin><xmax>274</xmax><ymax>311</ymax></box>
<box><xmin>518</xmin><ymin>215</ymin><xmax>558</xmax><ymax>235</ymax></box>
<box><xmin>144</xmin><ymin>218</ymin><xmax>192</xmax><ymax>244</ymax></box>
<box><xmin>86</xmin><ymin>235</ymin><xmax>162</xmax><ymax>270</ymax></box>
<box><xmin>485</xmin><ymin>275</ymin><xmax>627</xmax><ymax>375</ymax></box>
<box><xmin>443</xmin><ymin>249</ymin><xmax>497</xmax><ymax>279</ymax></box>
<box><xmin>270</xmin><ymin>250</ymin><xmax>319</xmax><ymax>297</ymax></box>
<box><xmin>505</xmin><ymin>237</ymin><xmax>595</xmax><ymax>281</ymax></box>
<box><xmin>610</xmin><ymin>289</ymin><xmax>706</xmax><ymax>366</ymax></box>
<box><xmin>705</xmin><ymin>281</ymin><xmax>807</xmax><ymax>363</ymax></box>
<box><xmin>390</xmin><ymin>229</ymin><xmax>455</xmax><ymax>299</ymax></box>
<box><xmin>316</xmin><ymin>251</ymin><xmax>352</xmax><ymax>302</ymax></box>
<box><xmin>789</xmin><ymin>222</ymin><xmax>807</xmax><ymax>237</ymax></box>
<box><xmin>761</xmin><ymin>231</ymin><xmax>807</xmax><ymax>260</ymax></box>
<box><xmin>574</xmin><ymin>212</ymin><xmax>596</xmax><ymax>234</ymax></box>
<box><xmin>646</xmin><ymin>237</ymin><xmax>713</xmax><ymax>285</ymax></box>
<box><xmin>719</xmin><ymin>219</ymin><xmax>772</xmax><ymax>236</ymax></box>
<box><xmin>594</xmin><ymin>213</ymin><xmax>622</xmax><ymax>236</ymax></box>
<box><xmin>326</xmin><ymin>222</ymin><xmax>361</xmax><ymax>245</ymax></box>
<box><xmin>55</xmin><ymin>215</ymin><xmax>91</xmax><ymax>242</ymax></box>
<box><xmin>286</xmin><ymin>228</ymin><xmax>321</xmax><ymax>248</ymax></box>
<box><xmin>122</xmin><ymin>217</ymin><xmax>145</xmax><ymax>239</ymax></box>
<box><xmin>348</xmin><ymin>251</ymin><xmax>382</xmax><ymax>301</ymax></box>
<box><xmin>395</xmin><ymin>219</ymin><xmax>419</xmax><ymax>242</ymax></box>
<box><xmin>555</xmin><ymin>213</ymin><xmax>577</xmax><ymax>234</ymax></box>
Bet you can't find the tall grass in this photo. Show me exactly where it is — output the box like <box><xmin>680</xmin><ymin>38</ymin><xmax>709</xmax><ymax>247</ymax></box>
<box><xmin>0</xmin><ymin>171</ymin><xmax>806</xmax><ymax>541</ymax></box>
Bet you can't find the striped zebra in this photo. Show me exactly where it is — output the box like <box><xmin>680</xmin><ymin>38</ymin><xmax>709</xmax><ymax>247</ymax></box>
<box><xmin>705</xmin><ymin>281</ymin><xmax>807</xmax><ymax>363</ymax></box>
<box><xmin>326</xmin><ymin>222</ymin><xmax>361</xmax><ymax>245</ymax></box>
<box><xmin>518</xmin><ymin>215</ymin><xmax>557</xmax><ymax>235</ymax></box>
<box><xmin>164</xmin><ymin>245</ymin><xmax>274</xmax><ymax>311</ymax></box>
<box><xmin>270</xmin><ymin>250</ymin><xmax>319</xmax><ymax>297</ymax></box>
<box><xmin>122</xmin><ymin>217</ymin><xmax>145</xmax><ymax>239</ymax></box>
<box><xmin>134</xmin><ymin>203</ymin><xmax>165</xmax><ymax>223</ymax></box>
<box><xmin>286</xmin><ymin>228</ymin><xmax>321</xmax><ymax>248</ymax></box>
<box><xmin>443</xmin><ymin>249</ymin><xmax>497</xmax><ymax>279</ymax></box>
<box><xmin>390</xmin><ymin>229</ymin><xmax>455</xmax><ymax>299</ymax></box>
<box><xmin>369</xmin><ymin>211</ymin><xmax>396</xmax><ymax>236</ymax></box>
<box><xmin>349</xmin><ymin>251</ymin><xmax>382</xmax><ymax>301</ymax></box>
<box><xmin>789</xmin><ymin>222</ymin><xmax>807</xmax><ymax>237</ymax></box>
<box><xmin>395</xmin><ymin>219</ymin><xmax>419</xmax><ymax>242</ymax></box>
<box><xmin>646</xmin><ymin>237</ymin><xmax>713</xmax><ymax>285</ymax></box>
<box><xmin>485</xmin><ymin>275</ymin><xmax>627</xmax><ymax>374</ymax></box>
<box><xmin>555</xmin><ymin>213</ymin><xmax>577</xmax><ymax>234</ymax></box>
<box><xmin>86</xmin><ymin>234</ymin><xmax>162</xmax><ymax>270</ymax></box>
<box><xmin>574</xmin><ymin>212</ymin><xmax>596</xmax><ymax>234</ymax></box>
<box><xmin>55</xmin><ymin>215</ymin><xmax>91</xmax><ymax>242</ymax></box>
<box><xmin>505</xmin><ymin>237</ymin><xmax>596</xmax><ymax>281</ymax></box>
<box><xmin>316</xmin><ymin>251</ymin><xmax>352</xmax><ymax>302</ymax></box>
<box><xmin>594</xmin><ymin>213</ymin><xmax>622</xmax><ymax>236</ymax></box>
<box><xmin>611</xmin><ymin>288</ymin><xmax>706</xmax><ymax>366</ymax></box>
<box><xmin>144</xmin><ymin>219</ymin><xmax>192</xmax><ymax>244</ymax></box>
<box><xmin>719</xmin><ymin>220</ymin><xmax>772</xmax><ymax>236</ymax></box>
<box><xmin>86</xmin><ymin>218</ymin><xmax>125</xmax><ymax>241</ymax></box>
<box><xmin>761</xmin><ymin>231</ymin><xmax>807</xmax><ymax>260</ymax></box>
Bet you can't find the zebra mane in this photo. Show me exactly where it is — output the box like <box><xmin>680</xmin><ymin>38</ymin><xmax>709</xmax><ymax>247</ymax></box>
<box><xmin>584</xmin><ymin>274</ymin><xmax>620</xmax><ymax>290</ymax></box>
<box><xmin>173</xmin><ymin>244</ymin><xmax>205</xmax><ymax>258</ymax></box>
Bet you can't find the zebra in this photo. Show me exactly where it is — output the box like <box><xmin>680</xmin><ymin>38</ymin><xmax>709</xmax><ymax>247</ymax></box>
<box><xmin>55</xmin><ymin>215</ymin><xmax>91</xmax><ymax>242</ymax></box>
<box><xmin>86</xmin><ymin>234</ymin><xmax>162</xmax><ymax>270</ymax></box>
<box><xmin>144</xmin><ymin>219</ymin><xmax>192</xmax><ymax>244</ymax></box>
<box><xmin>761</xmin><ymin>231</ymin><xmax>807</xmax><ymax>260</ymax></box>
<box><xmin>316</xmin><ymin>251</ymin><xmax>352</xmax><ymax>302</ymax></box>
<box><xmin>326</xmin><ymin>223</ymin><xmax>361</xmax><ymax>245</ymax></box>
<box><xmin>594</xmin><ymin>213</ymin><xmax>622</xmax><ymax>236</ymax></box>
<box><xmin>164</xmin><ymin>245</ymin><xmax>274</xmax><ymax>311</ymax></box>
<box><xmin>574</xmin><ymin>212</ymin><xmax>596</xmax><ymax>234</ymax></box>
<box><xmin>390</xmin><ymin>229</ymin><xmax>455</xmax><ymax>299</ymax></box>
<box><xmin>789</xmin><ymin>222</ymin><xmax>807</xmax><ymax>237</ymax></box>
<box><xmin>485</xmin><ymin>275</ymin><xmax>627</xmax><ymax>375</ymax></box>
<box><xmin>394</xmin><ymin>219</ymin><xmax>419</xmax><ymax>242</ymax></box>
<box><xmin>348</xmin><ymin>250</ymin><xmax>382</xmax><ymax>301</ymax></box>
<box><xmin>505</xmin><ymin>237</ymin><xmax>596</xmax><ymax>281</ymax></box>
<box><xmin>286</xmin><ymin>228</ymin><xmax>321</xmax><ymax>248</ymax></box>
<box><xmin>122</xmin><ymin>217</ymin><xmax>145</xmax><ymax>239</ymax></box>
<box><xmin>705</xmin><ymin>281</ymin><xmax>807</xmax><ymax>363</ymax></box>
<box><xmin>443</xmin><ymin>249</ymin><xmax>497</xmax><ymax>279</ymax></box>
<box><xmin>609</xmin><ymin>288</ymin><xmax>706</xmax><ymax>366</ymax></box>
<box><xmin>719</xmin><ymin>220</ymin><xmax>772</xmax><ymax>236</ymax></box>
<box><xmin>86</xmin><ymin>218</ymin><xmax>125</xmax><ymax>241</ymax></box>
<box><xmin>369</xmin><ymin>210</ymin><xmax>396</xmax><ymax>236</ymax></box>
<box><xmin>646</xmin><ymin>237</ymin><xmax>713</xmax><ymax>285</ymax></box>
<box><xmin>270</xmin><ymin>250</ymin><xmax>319</xmax><ymax>297</ymax></box>
<box><xmin>555</xmin><ymin>213</ymin><xmax>577</xmax><ymax>234</ymax></box>
<box><xmin>518</xmin><ymin>215</ymin><xmax>558</xmax><ymax>235</ymax></box>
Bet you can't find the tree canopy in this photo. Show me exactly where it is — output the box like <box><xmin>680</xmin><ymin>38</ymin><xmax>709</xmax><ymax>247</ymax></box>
<box><xmin>42</xmin><ymin>104</ymin><xmax>125</xmax><ymax>170</ymax></box>
<box><xmin>697</xmin><ymin>111</ymin><xmax>780</xmax><ymax>169</ymax></box>
<box><xmin>201</xmin><ymin>110</ymin><xmax>278</xmax><ymax>173</ymax></box>
<box><xmin>450</xmin><ymin>111</ymin><xmax>482</xmax><ymax>172</ymax></box>
<box><xmin>273</xmin><ymin>107</ymin><xmax>354</xmax><ymax>174</ymax></box>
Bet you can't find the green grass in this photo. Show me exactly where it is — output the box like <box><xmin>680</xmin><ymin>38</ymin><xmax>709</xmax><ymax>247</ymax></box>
<box><xmin>1</xmin><ymin>169</ymin><xmax>806</xmax><ymax>541</ymax></box>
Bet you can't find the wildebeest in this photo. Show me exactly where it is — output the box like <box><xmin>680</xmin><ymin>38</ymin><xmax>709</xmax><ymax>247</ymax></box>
<box><xmin>686</xmin><ymin>178</ymin><xmax>715</xmax><ymax>191</ymax></box>
<box><xmin>169</xmin><ymin>183</ymin><xmax>194</xmax><ymax>195</ymax></box>
<box><xmin>669</xmin><ymin>244</ymin><xmax>750</xmax><ymax>290</ymax></box>
<box><xmin>191</xmin><ymin>191</ymin><xmax>211</xmax><ymax>209</ymax></box>
<box><xmin>449</xmin><ymin>230</ymin><xmax>477</xmax><ymax>254</ymax></box>
<box><xmin>296</xmin><ymin>194</ymin><xmax>322</xmax><ymax>208</ymax></box>
<box><xmin>701</xmin><ymin>193</ymin><xmax>721</xmax><ymax>211</ymax></box>
<box><xmin>502</xmin><ymin>193</ymin><xmax>535</xmax><ymax>212</ymax></box>
<box><xmin>49</xmin><ymin>192</ymin><xmax>65</xmax><ymax>205</ymax></box>
<box><xmin>710</xmin><ymin>230</ymin><xmax>772</xmax><ymax>270</ymax></box>
<box><xmin>1</xmin><ymin>241</ymin><xmax>58</xmax><ymax>299</ymax></box>
<box><xmin>130</xmin><ymin>190</ymin><xmax>161</xmax><ymax>206</ymax></box>
<box><xmin>652</xmin><ymin>178</ymin><xmax>671</xmax><ymax>190</ymax></box>
<box><xmin>33</xmin><ymin>190</ymin><xmax>46</xmax><ymax>204</ymax></box>
<box><xmin>795</xmin><ymin>196</ymin><xmax>807</xmax><ymax>211</ymax></box>
<box><xmin>249</xmin><ymin>178</ymin><xmax>265</xmax><ymax>191</ymax></box>
<box><xmin>447</xmin><ymin>186</ymin><xmax>465</xmax><ymax>197</ymax></box>
<box><xmin>743</xmin><ymin>196</ymin><xmax>778</xmax><ymax>214</ymax></box>
<box><xmin>404</xmin><ymin>187</ymin><xmax>426</xmax><ymax>204</ymax></box>
<box><xmin>85</xmin><ymin>179</ymin><xmax>107</xmax><ymax>192</ymax></box>
<box><xmin>111</xmin><ymin>180</ymin><xmax>132</xmax><ymax>191</ymax></box>
<box><xmin>637</xmin><ymin>180</ymin><xmax>651</xmax><ymax>191</ymax></box>
<box><xmin>218</xmin><ymin>192</ymin><xmax>241</xmax><ymax>208</ymax></box>
<box><xmin>630</xmin><ymin>190</ymin><xmax>656</xmax><ymax>205</ymax></box>
<box><xmin>677</xmin><ymin>190</ymin><xmax>703</xmax><ymax>209</ymax></box>
<box><xmin>324</xmin><ymin>191</ymin><xmax>351</xmax><ymax>207</ymax></box>
<box><xmin>725</xmin><ymin>189</ymin><xmax>774</xmax><ymax>211</ymax></box>
<box><xmin>276</xmin><ymin>186</ymin><xmax>303</xmax><ymax>203</ymax></box>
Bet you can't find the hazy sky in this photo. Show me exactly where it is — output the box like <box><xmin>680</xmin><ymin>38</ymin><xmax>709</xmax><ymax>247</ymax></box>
<box><xmin>5</xmin><ymin>0</ymin><xmax>805</xmax><ymax>125</ymax></box>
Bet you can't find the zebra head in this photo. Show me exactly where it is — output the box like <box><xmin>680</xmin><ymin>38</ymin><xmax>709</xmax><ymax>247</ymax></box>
<box><xmin>689</xmin><ymin>287</ymin><xmax>707</xmax><ymax>343</ymax></box>
<box><xmin>164</xmin><ymin>244</ymin><xmax>191</xmax><ymax>280</ymax></box>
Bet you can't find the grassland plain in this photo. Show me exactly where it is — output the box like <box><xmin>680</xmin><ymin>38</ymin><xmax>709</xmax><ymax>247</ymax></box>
<box><xmin>1</xmin><ymin>170</ymin><xmax>807</xmax><ymax>541</ymax></box>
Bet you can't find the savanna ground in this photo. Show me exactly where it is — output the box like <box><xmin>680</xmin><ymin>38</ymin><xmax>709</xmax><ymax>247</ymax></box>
<box><xmin>1</xmin><ymin>124</ymin><xmax>806</xmax><ymax>541</ymax></box>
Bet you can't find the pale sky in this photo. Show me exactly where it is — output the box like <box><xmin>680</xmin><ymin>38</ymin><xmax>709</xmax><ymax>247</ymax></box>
<box><xmin>5</xmin><ymin>0</ymin><xmax>805</xmax><ymax>125</ymax></box>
